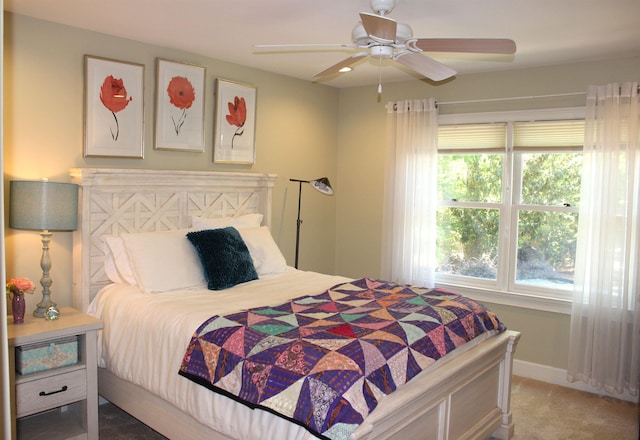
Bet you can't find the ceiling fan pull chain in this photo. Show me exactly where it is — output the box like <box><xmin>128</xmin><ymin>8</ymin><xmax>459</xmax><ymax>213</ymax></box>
<box><xmin>378</xmin><ymin>57</ymin><xmax>383</xmax><ymax>94</ymax></box>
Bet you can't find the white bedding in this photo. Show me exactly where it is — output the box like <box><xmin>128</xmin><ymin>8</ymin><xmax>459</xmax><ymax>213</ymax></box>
<box><xmin>88</xmin><ymin>268</ymin><xmax>498</xmax><ymax>440</ymax></box>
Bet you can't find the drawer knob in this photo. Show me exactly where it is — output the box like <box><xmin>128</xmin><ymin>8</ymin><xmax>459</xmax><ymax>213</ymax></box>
<box><xmin>39</xmin><ymin>385</ymin><xmax>68</xmax><ymax>396</ymax></box>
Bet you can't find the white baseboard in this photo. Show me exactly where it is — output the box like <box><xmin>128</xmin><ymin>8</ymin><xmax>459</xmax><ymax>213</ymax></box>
<box><xmin>513</xmin><ymin>359</ymin><xmax>639</xmax><ymax>403</ymax></box>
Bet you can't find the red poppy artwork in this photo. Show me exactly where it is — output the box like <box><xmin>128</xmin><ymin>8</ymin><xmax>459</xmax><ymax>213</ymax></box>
<box><xmin>226</xmin><ymin>96</ymin><xmax>247</xmax><ymax>149</ymax></box>
<box><xmin>155</xmin><ymin>59</ymin><xmax>205</xmax><ymax>151</ymax></box>
<box><xmin>214</xmin><ymin>79</ymin><xmax>256</xmax><ymax>164</ymax></box>
<box><xmin>84</xmin><ymin>56</ymin><xmax>144</xmax><ymax>158</ymax></box>
<box><xmin>100</xmin><ymin>75</ymin><xmax>133</xmax><ymax>140</ymax></box>
<box><xmin>166</xmin><ymin>76</ymin><xmax>196</xmax><ymax>135</ymax></box>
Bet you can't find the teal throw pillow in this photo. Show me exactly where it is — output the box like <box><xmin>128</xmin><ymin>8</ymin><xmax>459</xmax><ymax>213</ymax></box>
<box><xmin>186</xmin><ymin>227</ymin><xmax>258</xmax><ymax>290</ymax></box>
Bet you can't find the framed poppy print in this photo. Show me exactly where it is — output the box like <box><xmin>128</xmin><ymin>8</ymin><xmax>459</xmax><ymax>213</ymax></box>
<box><xmin>214</xmin><ymin>78</ymin><xmax>257</xmax><ymax>164</ymax></box>
<box><xmin>84</xmin><ymin>55</ymin><xmax>144</xmax><ymax>158</ymax></box>
<box><xmin>155</xmin><ymin>59</ymin><xmax>206</xmax><ymax>152</ymax></box>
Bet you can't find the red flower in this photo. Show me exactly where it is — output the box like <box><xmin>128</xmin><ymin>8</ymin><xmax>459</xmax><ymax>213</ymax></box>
<box><xmin>226</xmin><ymin>96</ymin><xmax>247</xmax><ymax>127</ymax></box>
<box><xmin>100</xmin><ymin>75</ymin><xmax>132</xmax><ymax>113</ymax></box>
<box><xmin>226</xmin><ymin>96</ymin><xmax>247</xmax><ymax>149</ymax></box>
<box><xmin>166</xmin><ymin>76</ymin><xmax>196</xmax><ymax>135</ymax></box>
<box><xmin>100</xmin><ymin>75</ymin><xmax>132</xmax><ymax>140</ymax></box>
<box><xmin>167</xmin><ymin>76</ymin><xmax>195</xmax><ymax>110</ymax></box>
<box><xmin>6</xmin><ymin>277</ymin><xmax>35</xmax><ymax>295</ymax></box>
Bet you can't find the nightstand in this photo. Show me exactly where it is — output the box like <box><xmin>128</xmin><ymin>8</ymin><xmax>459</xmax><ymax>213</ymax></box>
<box><xmin>7</xmin><ymin>307</ymin><xmax>103</xmax><ymax>440</ymax></box>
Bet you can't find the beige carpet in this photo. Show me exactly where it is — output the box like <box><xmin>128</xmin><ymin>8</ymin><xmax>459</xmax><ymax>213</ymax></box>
<box><xmin>508</xmin><ymin>376</ymin><xmax>638</xmax><ymax>440</ymax></box>
<box><xmin>99</xmin><ymin>375</ymin><xmax>639</xmax><ymax>439</ymax></box>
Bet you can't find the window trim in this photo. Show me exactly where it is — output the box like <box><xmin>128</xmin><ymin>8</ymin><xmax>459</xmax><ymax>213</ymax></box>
<box><xmin>437</xmin><ymin>106</ymin><xmax>585</xmax><ymax>313</ymax></box>
<box><xmin>434</xmin><ymin>280</ymin><xmax>573</xmax><ymax>314</ymax></box>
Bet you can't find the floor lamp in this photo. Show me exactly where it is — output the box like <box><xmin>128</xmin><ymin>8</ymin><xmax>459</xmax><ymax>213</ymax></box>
<box><xmin>289</xmin><ymin>177</ymin><xmax>334</xmax><ymax>269</ymax></box>
<box><xmin>9</xmin><ymin>180</ymin><xmax>79</xmax><ymax>318</ymax></box>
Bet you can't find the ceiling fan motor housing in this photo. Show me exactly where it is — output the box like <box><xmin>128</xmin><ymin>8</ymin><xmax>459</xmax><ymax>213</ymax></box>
<box><xmin>352</xmin><ymin>21</ymin><xmax>413</xmax><ymax>46</ymax></box>
<box><xmin>395</xmin><ymin>23</ymin><xmax>413</xmax><ymax>43</ymax></box>
<box><xmin>371</xmin><ymin>0</ymin><xmax>396</xmax><ymax>15</ymax></box>
<box><xmin>352</xmin><ymin>22</ymin><xmax>369</xmax><ymax>45</ymax></box>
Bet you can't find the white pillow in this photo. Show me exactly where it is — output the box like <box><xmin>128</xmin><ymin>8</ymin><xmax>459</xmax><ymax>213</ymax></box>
<box><xmin>121</xmin><ymin>229</ymin><xmax>207</xmax><ymax>293</ymax></box>
<box><xmin>237</xmin><ymin>227</ymin><xmax>287</xmax><ymax>276</ymax></box>
<box><xmin>191</xmin><ymin>213</ymin><xmax>263</xmax><ymax>230</ymax></box>
<box><xmin>103</xmin><ymin>235</ymin><xmax>138</xmax><ymax>285</ymax></box>
<box><xmin>103</xmin><ymin>242</ymin><xmax>124</xmax><ymax>284</ymax></box>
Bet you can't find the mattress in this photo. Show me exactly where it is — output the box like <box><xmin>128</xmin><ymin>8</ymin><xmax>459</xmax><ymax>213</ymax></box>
<box><xmin>88</xmin><ymin>268</ymin><xmax>498</xmax><ymax>440</ymax></box>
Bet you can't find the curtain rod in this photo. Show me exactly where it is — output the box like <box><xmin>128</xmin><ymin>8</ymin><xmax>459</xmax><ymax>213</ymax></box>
<box><xmin>437</xmin><ymin>92</ymin><xmax>586</xmax><ymax>106</ymax></box>
<box><xmin>438</xmin><ymin>84</ymin><xmax>640</xmax><ymax>106</ymax></box>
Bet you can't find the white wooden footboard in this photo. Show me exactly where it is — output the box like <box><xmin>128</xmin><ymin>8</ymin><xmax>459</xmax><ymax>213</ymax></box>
<box><xmin>98</xmin><ymin>330</ymin><xmax>519</xmax><ymax>440</ymax></box>
<box><xmin>354</xmin><ymin>330</ymin><xmax>520</xmax><ymax>440</ymax></box>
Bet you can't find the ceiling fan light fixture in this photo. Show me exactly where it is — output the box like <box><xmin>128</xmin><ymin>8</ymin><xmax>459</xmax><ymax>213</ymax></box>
<box><xmin>370</xmin><ymin>45</ymin><xmax>394</xmax><ymax>59</ymax></box>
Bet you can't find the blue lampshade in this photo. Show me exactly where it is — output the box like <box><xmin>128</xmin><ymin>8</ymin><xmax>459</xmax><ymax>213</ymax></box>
<box><xmin>9</xmin><ymin>180</ymin><xmax>79</xmax><ymax>231</ymax></box>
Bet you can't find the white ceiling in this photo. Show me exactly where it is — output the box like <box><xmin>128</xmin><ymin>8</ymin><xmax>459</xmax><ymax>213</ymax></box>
<box><xmin>4</xmin><ymin>0</ymin><xmax>640</xmax><ymax>88</ymax></box>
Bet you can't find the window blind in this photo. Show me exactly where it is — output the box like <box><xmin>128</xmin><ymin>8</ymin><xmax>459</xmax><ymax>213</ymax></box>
<box><xmin>438</xmin><ymin>120</ymin><xmax>584</xmax><ymax>152</ymax></box>
<box><xmin>514</xmin><ymin>120</ymin><xmax>584</xmax><ymax>150</ymax></box>
<box><xmin>437</xmin><ymin>123</ymin><xmax>506</xmax><ymax>152</ymax></box>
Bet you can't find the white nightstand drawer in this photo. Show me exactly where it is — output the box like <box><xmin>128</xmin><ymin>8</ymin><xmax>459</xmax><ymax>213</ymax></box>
<box><xmin>16</xmin><ymin>369</ymin><xmax>87</xmax><ymax>418</ymax></box>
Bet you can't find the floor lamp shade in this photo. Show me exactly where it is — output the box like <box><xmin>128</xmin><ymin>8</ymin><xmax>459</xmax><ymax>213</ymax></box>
<box><xmin>9</xmin><ymin>180</ymin><xmax>79</xmax><ymax>231</ymax></box>
<box><xmin>289</xmin><ymin>177</ymin><xmax>334</xmax><ymax>269</ymax></box>
<box><xmin>310</xmin><ymin>177</ymin><xmax>333</xmax><ymax>195</ymax></box>
<box><xmin>9</xmin><ymin>180</ymin><xmax>79</xmax><ymax>318</ymax></box>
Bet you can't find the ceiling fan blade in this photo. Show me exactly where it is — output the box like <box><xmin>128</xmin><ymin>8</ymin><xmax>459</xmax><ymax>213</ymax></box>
<box><xmin>414</xmin><ymin>38</ymin><xmax>516</xmax><ymax>54</ymax></box>
<box><xmin>394</xmin><ymin>52</ymin><xmax>456</xmax><ymax>81</ymax></box>
<box><xmin>313</xmin><ymin>52</ymin><xmax>368</xmax><ymax>77</ymax></box>
<box><xmin>359</xmin><ymin>12</ymin><xmax>397</xmax><ymax>43</ymax></box>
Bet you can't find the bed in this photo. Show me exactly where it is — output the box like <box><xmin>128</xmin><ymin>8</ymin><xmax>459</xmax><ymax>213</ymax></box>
<box><xmin>70</xmin><ymin>167</ymin><xmax>520</xmax><ymax>440</ymax></box>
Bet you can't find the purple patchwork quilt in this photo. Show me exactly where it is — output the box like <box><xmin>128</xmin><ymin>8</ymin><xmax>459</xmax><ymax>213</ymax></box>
<box><xmin>179</xmin><ymin>278</ymin><xmax>505</xmax><ymax>440</ymax></box>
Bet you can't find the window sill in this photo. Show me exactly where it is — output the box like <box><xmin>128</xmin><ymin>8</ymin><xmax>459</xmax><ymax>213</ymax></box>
<box><xmin>435</xmin><ymin>282</ymin><xmax>573</xmax><ymax>315</ymax></box>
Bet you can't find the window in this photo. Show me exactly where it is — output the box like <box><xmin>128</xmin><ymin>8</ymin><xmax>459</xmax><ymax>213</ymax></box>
<box><xmin>435</xmin><ymin>109</ymin><xmax>584</xmax><ymax>305</ymax></box>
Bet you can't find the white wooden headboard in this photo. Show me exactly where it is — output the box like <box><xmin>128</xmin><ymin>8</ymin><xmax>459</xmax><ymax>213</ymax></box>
<box><xmin>70</xmin><ymin>168</ymin><xmax>277</xmax><ymax>312</ymax></box>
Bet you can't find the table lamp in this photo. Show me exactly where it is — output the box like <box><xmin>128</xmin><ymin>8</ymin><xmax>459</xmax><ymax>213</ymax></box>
<box><xmin>9</xmin><ymin>180</ymin><xmax>79</xmax><ymax>318</ymax></box>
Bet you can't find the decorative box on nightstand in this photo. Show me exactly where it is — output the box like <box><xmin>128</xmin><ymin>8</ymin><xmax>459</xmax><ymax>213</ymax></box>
<box><xmin>7</xmin><ymin>307</ymin><xmax>103</xmax><ymax>440</ymax></box>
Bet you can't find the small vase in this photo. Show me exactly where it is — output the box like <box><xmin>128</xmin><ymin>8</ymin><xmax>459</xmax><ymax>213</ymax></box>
<box><xmin>12</xmin><ymin>294</ymin><xmax>26</xmax><ymax>324</ymax></box>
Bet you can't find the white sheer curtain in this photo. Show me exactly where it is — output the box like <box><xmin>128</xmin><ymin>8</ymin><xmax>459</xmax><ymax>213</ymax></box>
<box><xmin>568</xmin><ymin>82</ymin><xmax>640</xmax><ymax>397</ymax></box>
<box><xmin>381</xmin><ymin>99</ymin><xmax>438</xmax><ymax>287</ymax></box>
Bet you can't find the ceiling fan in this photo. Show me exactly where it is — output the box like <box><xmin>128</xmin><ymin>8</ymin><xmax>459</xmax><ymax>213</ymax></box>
<box><xmin>256</xmin><ymin>0</ymin><xmax>516</xmax><ymax>82</ymax></box>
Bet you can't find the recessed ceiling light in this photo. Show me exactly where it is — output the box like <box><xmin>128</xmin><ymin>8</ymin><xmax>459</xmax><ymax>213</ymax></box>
<box><xmin>338</xmin><ymin>67</ymin><xmax>352</xmax><ymax>73</ymax></box>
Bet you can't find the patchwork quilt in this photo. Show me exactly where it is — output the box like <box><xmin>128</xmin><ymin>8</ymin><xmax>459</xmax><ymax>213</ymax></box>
<box><xmin>179</xmin><ymin>278</ymin><xmax>505</xmax><ymax>440</ymax></box>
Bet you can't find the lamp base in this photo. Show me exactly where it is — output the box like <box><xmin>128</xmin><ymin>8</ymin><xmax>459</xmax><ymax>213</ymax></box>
<box><xmin>33</xmin><ymin>298</ymin><xmax>57</xmax><ymax>318</ymax></box>
<box><xmin>34</xmin><ymin>230</ymin><xmax>55</xmax><ymax>319</ymax></box>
